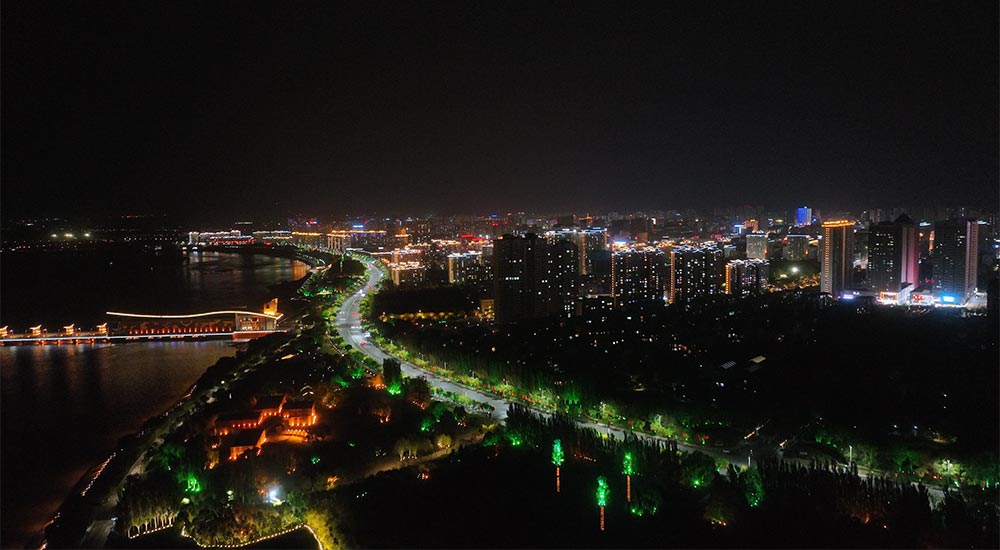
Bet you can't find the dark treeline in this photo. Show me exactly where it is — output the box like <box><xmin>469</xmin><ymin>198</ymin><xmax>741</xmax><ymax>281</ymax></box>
<box><xmin>371</xmin><ymin>283</ymin><xmax>479</xmax><ymax>315</ymax></box>
<box><xmin>501</xmin><ymin>405</ymin><xmax>999</xmax><ymax>548</ymax></box>
<box><xmin>372</xmin><ymin>288</ymin><xmax>999</xmax><ymax>481</ymax></box>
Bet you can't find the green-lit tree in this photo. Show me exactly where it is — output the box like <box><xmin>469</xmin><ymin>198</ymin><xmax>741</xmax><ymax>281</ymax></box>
<box><xmin>552</xmin><ymin>439</ymin><xmax>565</xmax><ymax>493</ymax></box>
<box><xmin>741</xmin><ymin>466</ymin><xmax>764</xmax><ymax>507</ymax></box>
<box><xmin>622</xmin><ymin>452</ymin><xmax>635</xmax><ymax>503</ymax></box>
<box><xmin>596</xmin><ymin>476</ymin><xmax>609</xmax><ymax>531</ymax></box>
<box><xmin>682</xmin><ymin>451</ymin><xmax>716</xmax><ymax>488</ymax></box>
<box><xmin>382</xmin><ymin>357</ymin><xmax>403</xmax><ymax>395</ymax></box>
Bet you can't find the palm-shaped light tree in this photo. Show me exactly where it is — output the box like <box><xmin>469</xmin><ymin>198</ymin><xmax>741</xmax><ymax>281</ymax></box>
<box><xmin>596</xmin><ymin>476</ymin><xmax>609</xmax><ymax>531</ymax></box>
<box><xmin>552</xmin><ymin>439</ymin><xmax>565</xmax><ymax>493</ymax></box>
<box><xmin>622</xmin><ymin>452</ymin><xmax>635</xmax><ymax>503</ymax></box>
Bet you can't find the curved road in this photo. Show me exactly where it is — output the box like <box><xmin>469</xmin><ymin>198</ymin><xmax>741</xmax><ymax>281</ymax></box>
<box><xmin>335</xmin><ymin>258</ymin><xmax>740</xmax><ymax>455</ymax></box>
<box><xmin>336</xmin><ymin>260</ymin><xmax>512</xmax><ymax>419</ymax></box>
<box><xmin>334</xmin><ymin>257</ymin><xmax>945</xmax><ymax>504</ymax></box>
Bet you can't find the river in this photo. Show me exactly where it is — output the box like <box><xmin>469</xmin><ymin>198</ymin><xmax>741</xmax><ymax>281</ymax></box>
<box><xmin>0</xmin><ymin>250</ymin><xmax>308</xmax><ymax>549</ymax></box>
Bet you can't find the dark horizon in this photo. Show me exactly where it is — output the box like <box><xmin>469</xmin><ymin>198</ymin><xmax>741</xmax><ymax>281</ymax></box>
<box><xmin>3</xmin><ymin>2</ymin><xmax>997</xmax><ymax>223</ymax></box>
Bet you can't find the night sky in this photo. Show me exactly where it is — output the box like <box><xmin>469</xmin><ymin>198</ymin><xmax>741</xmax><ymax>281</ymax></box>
<box><xmin>3</xmin><ymin>2</ymin><xmax>997</xmax><ymax>222</ymax></box>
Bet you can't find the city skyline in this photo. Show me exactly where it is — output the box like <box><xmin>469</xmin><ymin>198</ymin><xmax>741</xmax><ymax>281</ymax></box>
<box><xmin>2</xmin><ymin>3</ymin><xmax>997</xmax><ymax>549</ymax></box>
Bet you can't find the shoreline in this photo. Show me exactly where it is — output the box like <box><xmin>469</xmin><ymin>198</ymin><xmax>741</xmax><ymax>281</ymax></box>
<box><xmin>35</xmin><ymin>253</ymin><xmax>320</xmax><ymax>549</ymax></box>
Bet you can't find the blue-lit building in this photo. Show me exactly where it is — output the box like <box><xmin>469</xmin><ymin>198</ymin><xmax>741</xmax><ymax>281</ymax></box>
<box><xmin>796</xmin><ymin>207</ymin><xmax>812</xmax><ymax>227</ymax></box>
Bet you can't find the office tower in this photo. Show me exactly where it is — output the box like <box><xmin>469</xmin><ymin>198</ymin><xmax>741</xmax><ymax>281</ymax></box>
<box><xmin>746</xmin><ymin>233</ymin><xmax>768</xmax><ymax>260</ymax></box>
<box><xmin>493</xmin><ymin>234</ymin><xmax>579</xmax><ymax>322</ymax></box>
<box><xmin>611</xmin><ymin>248</ymin><xmax>666</xmax><ymax>306</ymax></box>
<box><xmin>867</xmin><ymin>214</ymin><xmax>919</xmax><ymax>296</ymax></box>
<box><xmin>932</xmin><ymin>219</ymin><xmax>979</xmax><ymax>303</ymax></box>
<box><xmin>784</xmin><ymin>234</ymin><xmax>809</xmax><ymax>261</ymax></box>
<box><xmin>796</xmin><ymin>207</ymin><xmax>812</xmax><ymax>226</ymax></box>
<box><xmin>724</xmin><ymin>259</ymin><xmax>770</xmax><ymax>298</ymax></box>
<box><xmin>820</xmin><ymin>220</ymin><xmax>853</xmax><ymax>297</ymax></box>
<box><xmin>669</xmin><ymin>245</ymin><xmax>725</xmax><ymax>304</ymax></box>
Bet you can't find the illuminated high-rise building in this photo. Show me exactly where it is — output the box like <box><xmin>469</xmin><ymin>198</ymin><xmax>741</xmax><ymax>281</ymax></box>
<box><xmin>932</xmin><ymin>219</ymin><xmax>979</xmax><ymax>303</ymax></box>
<box><xmin>493</xmin><ymin>234</ymin><xmax>579</xmax><ymax>322</ymax></box>
<box><xmin>724</xmin><ymin>259</ymin><xmax>770</xmax><ymax>298</ymax></box>
<box><xmin>783</xmin><ymin>234</ymin><xmax>809</xmax><ymax>261</ymax></box>
<box><xmin>543</xmin><ymin>227</ymin><xmax>608</xmax><ymax>275</ymax></box>
<box><xmin>746</xmin><ymin>233</ymin><xmax>768</xmax><ymax>260</ymax></box>
<box><xmin>669</xmin><ymin>245</ymin><xmax>725</xmax><ymax>304</ymax></box>
<box><xmin>547</xmin><ymin>239</ymin><xmax>580</xmax><ymax>318</ymax></box>
<box><xmin>796</xmin><ymin>207</ymin><xmax>812</xmax><ymax>227</ymax></box>
<box><xmin>611</xmin><ymin>248</ymin><xmax>666</xmax><ymax>306</ymax></box>
<box><xmin>447</xmin><ymin>252</ymin><xmax>488</xmax><ymax>285</ymax></box>
<box><xmin>820</xmin><ymin>220</ymin><xmax>853</xmax><ymax>297</ymax></box>
<box><xmin>388</xmin><ymin>262</ymin><xmax>426</xmax><ymax>287</ymax></box>
<box><xmin>867</xmin><ymin>214</ymin><xmax>919</xmax><ymax>296</ymax></box>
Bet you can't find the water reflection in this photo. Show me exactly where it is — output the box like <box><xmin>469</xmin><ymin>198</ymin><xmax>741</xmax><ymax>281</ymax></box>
<box><xmin>0</xmin><ymin>251</ymin><xmax>306</xmax><ymax>548</ymax></box>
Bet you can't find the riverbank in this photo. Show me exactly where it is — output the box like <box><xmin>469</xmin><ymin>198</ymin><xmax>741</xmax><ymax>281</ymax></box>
<box><xmin>41</xmin><ymin>331</ymin><xmax>300</xmax><ymax>549</ymax></box>
<box><xmin>4</xmin><ymin>251</ymin><xmax>318</xmax><ymax>549</ymax></box>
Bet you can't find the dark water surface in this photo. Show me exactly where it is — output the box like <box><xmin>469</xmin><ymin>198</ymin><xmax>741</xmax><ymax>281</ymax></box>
<box><xmin>0</xmin><ymin>251</ymin><xmax>307</xmax><ymax>548</ymax></box>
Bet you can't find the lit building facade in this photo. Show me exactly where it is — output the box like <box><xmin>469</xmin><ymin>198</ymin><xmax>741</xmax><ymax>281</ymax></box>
<box><xmin>867</xmin><ymin>214</ymin><xmax>919</xmax><ymax>297</ymax></box>
<box><xmin>746</xmin><ymin>233</ymin><xmax>768</xmax><ymax>260</ymax></box>
<box><xmin>669</xmin><ymin>245</ymin><xmax>725</xmax><ymax>304</ymax></box>
<box><xmin>724</xmin><ymin>259</ymin><xmax>770</xmax><ymax>298</ymax></box>
<box><xmin>796</xmin><ymin>207</ymin><xmax>812</xmax><ymax>227</ymax></box>
<box><xmin>820</xmin><ymin>220</ymin><xmax>853</xmax><ymax>297</ymax></box>
<box><xmin>291</xmin><ymin>231</ymin><xmax>325</xmax><ymax>248</ymax></box>
<box><xmin>932</xmin><ymin>219</ymin><xmax>979</xmax><ymax>303</ymax></box>
<box><xmin>783</xmin><ymin>234</ymin><xmax>809</xmax><ymax>261</ymax></box>
<box><xmin>611</xmin><ymin>248</ymin><xmax>666</xmax><ymax>306</ymax></box>
<box><xmin>543</xmin><ymin>227</ymin><xmax>608</xmax><ymax>275</ymax></box>
<box><xmin>252</xmin><ymin>231</ymin><xmax>293</xmax><ymax>245</ymax></box>
<box><xmin>447</xmin><ymin>252</ymin><xmax>488</xmax><ymax>285</ymax></box>
<box><xmin>388</xmin><ymin>262</ymin><xmax>426</xmax><ymax>287</ymax></box>
<box><xmin>106</xmin><ymin>309</ymin><xmax>280</xmax><ymax>336</ymax></box>
<box><xmin>493</xmin><ymin>234</ymin><xmax>579</xmax><ymax>322</ymax></box>
<box><xmin>187</xmin><ymin>230</ymin><xmax>253</xmax><ymax>246</ymax></box>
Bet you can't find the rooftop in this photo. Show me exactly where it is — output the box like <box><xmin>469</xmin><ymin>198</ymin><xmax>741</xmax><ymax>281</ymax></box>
<box><xmin>253</xmin><ymin>395</ymin><xmax>286</xmax><ymax>411</ymax></box>
<box><xmin>226</xmin><ymin>429</ymin><xmax>266</xmax><ymax>448</ymax></box>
